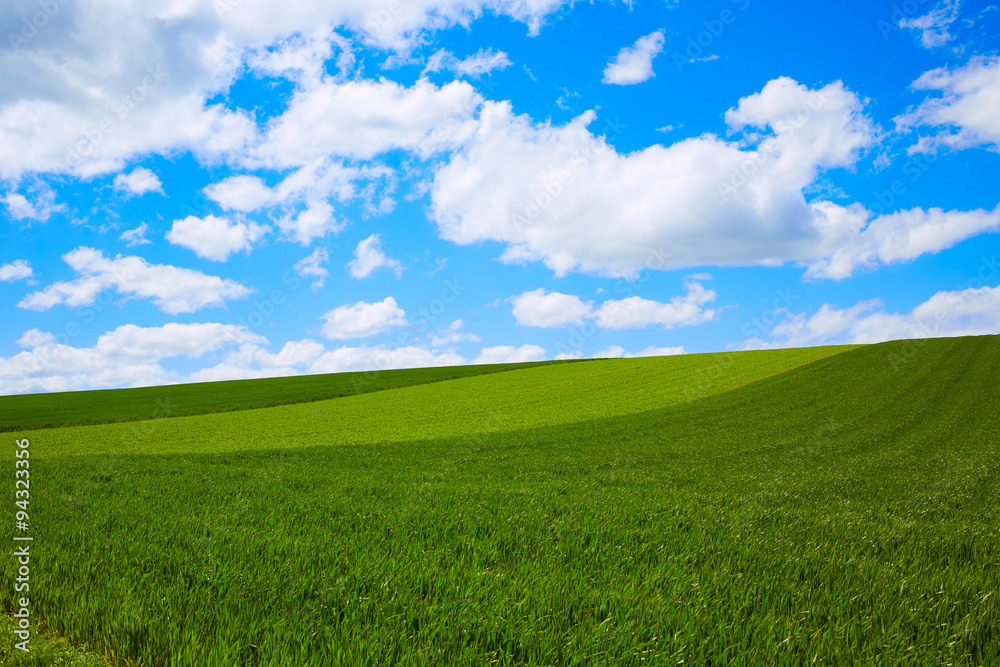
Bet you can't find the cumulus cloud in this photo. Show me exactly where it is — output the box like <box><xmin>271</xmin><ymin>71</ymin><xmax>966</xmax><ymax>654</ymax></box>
<box><xmin>627</xmin><ymin>345</ymin><xmax>686</xmax><ymax>357</ymax></box>
<box><xmin>184</xmin><ymin>339</ymin><xmax>327</xmax><ymax>383</ymax></box>
<box><xmin>166</xmin><ymin>215</ymin><xmax>269</xmax><ymax>261</ymax></box>
<box><xmin>741</xmin><ymin>275</ymin><xmax>1000</xmax><ymax>349</ymax></box>
<box><xmin>431</xmin><ymin>77</ymin><xmax>894</xmax><ymax>278</ymax></box>
<box><xmin>113</xmin><ymin>167</ymin><xmax>164</xmax><ymax>196</ymax></box>
<box><xmin>347</xmin><ymin>234</ymin><xmax>403</xmax><ymax>279</ymax></box>
<box><xmin>119</xmin><ymin>223</ymin><xmax>153</xmax><ymax>247</ymax></box>
<box><xmin>2</xmin><ymin>187</ymin><xmax>65</xmax><ymax>222</ymax></box>
<box><xmin>592</xmin><ymin>279</ymin><xmax>718</xmax><ymax>330</ymax></box>
<box><xmin>896</xmin><ymin>56</ymin><xmax>1000</xmax><ymax>154</ymax></box>
<box><xmin>425</xmin><ymin>48</ymin><xmax>513</xmax><ymax>77</ymax></box>
<box><xmin>277</xmin><ymin>201</ymin><xmax>346</xmax><ymax>246</ymax></box>
<box><xmin>204</xmin><ymin>160</ymin><xmax>389</xmax><ymax>246</ymax></box>
<box><xmin>510</xmin><ymin>277</ymin><xmax>718</xmax><ymax>330</ymax></box>
<box><xmin>0</xmin><ymin>0</ymin><xmax>569</xmax><ymax>179</ymax></box>
<box><xmin>0</xmin><ymin>322</ymin><xmax>263</xmax><ymax>395</ymax></box>
<box><xmin>17</xmin><ymin>247</ymin><xmax>252</xmax><ymax>314</ymax></box>
<box><xmin>805</xmin><ymin>204</ymin><xmax>1000</xmax><ymax>280</ymax></box>
<box><xmin>430</xmin><ymin>319</ymin><xmax>481</xmax><ymax>346</ymax></box>
<box><xmin>590</xmin><ymin>345</ymin><xmax>686</xmax><ymax>359</ymax></box>
<box><xmin>203</xmin><ymin>175</ymin><xmax>278</xmax><ymax>212</ymax></box>
<box><xmin>205</xmin><ymin>159</ymin><xmax>380</xmax><ymax>212</ymax></box>
<box><xmin>309</xmin><ymin>344</ymin><xmax>466</xmax><ymax>374</ymax></box>
<box><xmin>510</xmin><ymin>288</ymin><xmax>592</xmax><ymax>327</ymax></box>
<box><xmin>472</xmin><ymin>344</ymin><xmax>546</xmax><ymax>364</ymax></box>
<box><xmin>248</xmin><ymin>78</ymin><xmax>482</xmax><ymax>168</ymax></box>
<box><xmin>603</xmin><ymin>30</ymin><xmax>665</xmax><ymax>85</ymax></box>
<box><xmin>320</xmin><ymin>296</ymin><xmax>407</xmax><ymax>339</ymax></box>
<box><xmin>294</xmin><ymin>247</ymin><xmax>330</xmax><ymax>290</ymax></box>
<box><xmin>0</xmin><ymin>60</ymin><xmax>255</xmax><ymax>178</ymax></box>
<box><xmin>0</xmin><ymin>260</ymin><xmax>32</xmax><ymax>282</ymax></box>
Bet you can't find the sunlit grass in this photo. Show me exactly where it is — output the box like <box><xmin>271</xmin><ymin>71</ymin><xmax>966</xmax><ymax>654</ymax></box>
<box><xmin>2</xmin><ymin>338</ymin><xmax>997</xmax><ymax>665</ymax></box>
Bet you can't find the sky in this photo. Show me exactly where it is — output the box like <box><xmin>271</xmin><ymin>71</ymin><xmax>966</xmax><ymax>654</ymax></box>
<box><xmin>1</xmin><ymin>0</ymin><xmax>999</xmax><ymax>395</ymax></box>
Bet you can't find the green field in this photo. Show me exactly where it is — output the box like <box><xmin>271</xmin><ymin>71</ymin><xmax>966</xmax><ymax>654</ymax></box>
<box><xmin>1</xmin><ymin>338</ymin><xmax>997</xmax><ymax>665</ymax></box>
<box><xmin>0</xmin><ymin>359</ymin><xmax>578</xmax><ymax>433</ymax></box>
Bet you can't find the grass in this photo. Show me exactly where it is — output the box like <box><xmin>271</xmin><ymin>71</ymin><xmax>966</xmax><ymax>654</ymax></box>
<box><xmin>0</xmin><ymin>615</ymin><xmax>110</xmax><ymax>666</ymax></box>
<box><xmin>2</xmin><ymin>345</ymin><xmax>853</xmax><ymax>460</ymax></box>
<box><xmin>0</xmin><ymin>359</ymin><xmax>577</xmax><ymax>433</ymax></box>
<box><xmin>1</xmin><ymin>338</ymin><xmax>997</xmax><ymax>665</ymax></box>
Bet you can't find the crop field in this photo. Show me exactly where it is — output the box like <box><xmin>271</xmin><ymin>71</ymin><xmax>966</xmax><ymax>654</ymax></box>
<box><xmin>1</xmin><ymin>337</ymin><xmax>998</xmax><ymax>665</ymax></box>
<box><xmin>0</xmin><ymin>359</ymin><xmax>577</xmax><ymax>433</ymax></box>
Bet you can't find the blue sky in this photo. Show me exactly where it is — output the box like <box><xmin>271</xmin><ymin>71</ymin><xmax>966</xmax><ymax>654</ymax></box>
<box><xmin>1</xmin><ymin>0</ymin><xmax>998</xmax><ymax>394</ymax></box>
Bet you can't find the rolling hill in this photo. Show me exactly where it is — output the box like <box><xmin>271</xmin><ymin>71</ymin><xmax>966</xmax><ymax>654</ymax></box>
<box><xmin>1</xmin><ymin>338</ymin><xmax>996</xmax><ymax>665</ymax></box>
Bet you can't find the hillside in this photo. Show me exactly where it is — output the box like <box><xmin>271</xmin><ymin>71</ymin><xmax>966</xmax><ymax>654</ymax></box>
<box><xmin>1</xmin><ymin>338</ymin><xmax>997</xmax><ymax>665</ymax></box>
<box><xmin>0</xmin><ymin>359</ymin><xmax>576</xmax><ymax>433</ymax></box>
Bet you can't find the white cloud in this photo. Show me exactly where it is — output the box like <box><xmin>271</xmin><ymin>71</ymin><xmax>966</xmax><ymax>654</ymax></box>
<box><xmin>17</xmin><ymin>247</ymin><xmax>252</xmax><ymax>314</ymax></box>
<box><xmin>896</xmin><ymin>56</ymin><xmax>1000</xmax><ymax>154</ymax></box>
<box><xmin>745</xmin><ymin>282</ymin><xmax>1000</xmax><ymax>348</ymax></box>
<box><xmin>625</xmin><ymin>345</ymin><xmax>686</xmax><ymax>357</ymax></box>
<box><xmin>592</xmin><ymin>345</ymin><xmax>625</xmax><ymax>358</ymax></box>
<box><xmin>592</xmin><ymin>278</ymin><xmax>718</xmax><ymax>330</ymax></box>
<box><xmin>2</xmin><ymin>187</ymin><xmax>64</xmax><ymax>222</ymax></box>
<box><xmin>347</xmin><ymin>234</ymin><xmax>403</xmax><ymax>279</ymax></box>
<box><xmin>899</xmin><ymin>0</ymin><xmax>960</xmax><ymax>49</ymax></box>
<box><xmin>805</xmin><ymin>204</ymin><xmax>1000</xmax><ymax>280</ymax></box>
<box><xmin>425</xmin><ymin>48</ymin><xmax>512</xmax><ymax>77</ymax></box>
<box><xmin>431</xmin><ymin>77</ymin><xmax>888</xmax><ymax>278</ymax></box>
<box><xmin>320</xmin><ymin>296</ymin><xmax>407</xmax><ymax>339</ymax></box>
<box><xmin>203</xmin><ymin>175</ymin><xmax>276</xmax><ymax>212</ymax></box>
<box><xmin>3</xmin><ymin>194</ymin><xmax>37</xmax><ymax>220</ymax></box>
<box><xmin>0</xmin><ymin>260</ymin><xmax>32</xmax><ymax>282</ymax></box>
<box><xmin>430</xmin><ymin>319</ymin><xmax>481</xmax><ymax>346</ymax></box>
<box><xmin>472</xmin><ymin>344</ymin><xmax>546</xmax><ymax>364</ymax></box>
<box><xmin>277</xmin><ymin>201</ymin><xmax>346</xmax><ymax>246</ymax></box>
<box><xmin>185</xmin><ymin>339</ymin><xmax>327</xmax><ymax>383</ymax></box>
<box><xmin>113</xmin><ymin>167</ymin><xmax>164</xmax><ymax>196</ymax></box>
<box><xmin>0</xmin><ymin>0</ymin><xmax>571</xmax><ymax>179</ymax></box>
<box><xmin>510</xmin><ymin>277</ymin><xmax>718</xmax><ymax>330</ymax></box>
<box><xmin>603</xmin><ymin>30</ymin><xmax>665</xmax><ymax>85</ymax></box>
<box><xmin>248</xmin><ymin>78</ymin><xmax>482</xmax><ymax>168</ymax></box>
<box><xmin>511</xmin><ymin>288</ymin><xmax>592</xmax><ymax>327</ymax></box>
<box><xmin>205</xmin><ymin>159</ymin><xmax>378</xmax><ymax>213</ymax></box>
<box><xmin>0</xmin><ymin>322</ymin><xmax>263</xmax><ymax>395</ymax></box>
<box><xmin>565</xmin><ymin>344</ymin><xmax>687</xmax><ymax>360</ymax></box>
<box><xmin>119</xmin><ymin>222</ymin><xmax>152</xmax><ymax>247</ymax></box>
<box><xmin>245</xmin><ymin>26</ymin><xmax>344</xmax><ymax>85</ymax></box>
<box><xmin>205</xmin><ymin>159</ymin><xmax>392</xmax><ymax>246</ymax></box>
<box><xmin>309</xmin><ymin>345</ymin><xmax>465</xmax><ymax>374</ymax></box>
<box><xmin>166</xmin><ymin>214</ymin><xmax>269</xmax><ymax>261</ymax></box>
<box><xmin>294</xmin><ymin>247</ymin><xmax>330</xmax><ymax>290</ymax></box>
